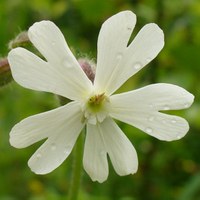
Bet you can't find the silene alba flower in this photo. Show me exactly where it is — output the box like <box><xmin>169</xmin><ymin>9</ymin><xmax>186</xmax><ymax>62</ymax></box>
<box><xmin>8</xmin><ymin>11</ymin><xmax>194</xmax><ymax>183</ymax></box>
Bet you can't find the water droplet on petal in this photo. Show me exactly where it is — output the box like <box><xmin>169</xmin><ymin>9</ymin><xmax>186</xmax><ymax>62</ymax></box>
<box><xmin>171</xmin><ymin>119</ymin><xmax>176</xmax><ymax>124</ymax></box>
<box><xmin>36</xmin><ymin>153</ymin><xmax>42</xmax><ymax>159</ymax></box>
<box><xmin>176</xmin><ymin>134</ymin><xmax>182</xmax><ymax>139</ymax></box>
<box><xmin>148</xmin><ymin>116</ymin><xmax>154</xmax><ymax>122</ymax></box>
<box><xmin>62</xmin><ymin>59</ymin><xmax>73</xmax><ymax>69</ymax></box>
<box><xmin>51</xmin><ymin>143</ymin><xmax>56</xmax><ymax>151</ymax></box>
<box><xmin>149</xmin><ymin>104</ymin><xmax>154</xmax><ymax>109</ymax></box>
<box><xmin>127</xmin><ymin>26</ymin><xmax>132</xmax><ymax>31</ymax></box>
<box><xmin>116</xmin><ymin>52</ymin><xmax>123</xmax><ymax>61</ymax></box>
<box><xmin>146</xmin><ymin>57</ymin><xmax>152</xmax><ymax>63</ymax></box>
<box><xmin>145</xmin><ymin>127</ymin><xmax>153</xmax><ymax>134</ymax></box>
<box><xmin>64</xmin><ymin>145</ymin><xmax>72</xmax><ymax>156</ymax></box>
<box><xmin>184</xmin><ymin>103</ymin><xmax>190</xmax><ymax>108</ymax></box>
<box><xmin>133</xmin><ymin>62</ymin><xmax>142</xmax><ymax>70</ymax></box>
<box><xmin>162</xmin><ymin>119</ymin><xmax>166</xmax><ymax>124</ymax></box>
<box><xmin>163</xmin><ymin>105</ymin><xmax>170</xmax><ymax>110</ymax></box>
<box><xmin>51</xmin><ymin>41</ymin><xmax>56</xmax><ymax>46</ymax></box>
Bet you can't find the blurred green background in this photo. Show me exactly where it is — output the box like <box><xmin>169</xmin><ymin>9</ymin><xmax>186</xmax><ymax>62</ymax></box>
<box><xmin>0</xmin><ymin>0</ymin><xmax>200</xmax><ymax>199</ymax></box>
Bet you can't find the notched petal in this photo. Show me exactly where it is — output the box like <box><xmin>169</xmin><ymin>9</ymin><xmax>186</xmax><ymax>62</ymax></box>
<box><xmin>8</xmin><ymin>20</ymin><xmax>93</xmax><ymax>100</ymax></box>
<box><xmin>110</xmin><ymin>83</ymin><xmax>194</xmax><ymax>141</ymax></box>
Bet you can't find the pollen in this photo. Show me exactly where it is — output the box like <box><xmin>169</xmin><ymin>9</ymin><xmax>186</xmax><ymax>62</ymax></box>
<box><xmin>87</xmin><ymin>93</ymin><xmax>108</xmax><ymax>113</ymax></box>
<box><xmin>83</xmin><ymin>93</ymin><xmax>110</xmax><ymax>124</ymax></box>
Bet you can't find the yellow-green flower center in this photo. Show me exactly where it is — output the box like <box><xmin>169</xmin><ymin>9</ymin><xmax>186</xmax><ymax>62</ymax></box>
<box><xmin>83</xmin><ymin>93</ymin><xmax>110</xmax><ymax>124</ymax></box>
<box><xmin>87</xmin><ymin>93</ymin><xmax>106</xmax><ymax>112</ymax></box>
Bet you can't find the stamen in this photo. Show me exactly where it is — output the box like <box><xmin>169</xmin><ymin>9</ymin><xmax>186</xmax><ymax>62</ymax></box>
<box><xmin>88</xmin><ymin>93</ymin><xmax>105</xmax><ymax>105</ymax></box>
<box><xmin>83</xmin><ymin>93</ymin><xmax>110</xmax><ymax>124</ymax></box>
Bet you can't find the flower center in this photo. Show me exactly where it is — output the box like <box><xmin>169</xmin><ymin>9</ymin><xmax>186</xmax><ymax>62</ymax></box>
<box><xmin>87</xmin><ymin>93</ymin><xmax>106</xmax><ymax>111</ymax></box>
<box><xmin>83</xmin><ymin>93</ymin><xmax>110</xmax><ymax>125</ymax></box>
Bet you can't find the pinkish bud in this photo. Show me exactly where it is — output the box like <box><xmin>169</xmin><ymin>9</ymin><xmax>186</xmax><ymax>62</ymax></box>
<box><xmin>0</xmin><ymin>58</ymin><xmax>12</xmax><ymax>86</ymax></box>
<box><xmin>78</xmin><ymin>58</ymin><xmax>95</xmax><ymax>83</ymax></box>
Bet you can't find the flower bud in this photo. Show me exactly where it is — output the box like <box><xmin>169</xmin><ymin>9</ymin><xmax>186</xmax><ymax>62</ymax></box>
<box><xmin>78</xmin><ymin>58</ymin><xmax>95</xmax><ymax>83</ymax></box>
<box><xmin>0</xmin><ymin>58</ymin><xmax>12</xmax><ymax>86</ymax></box>
<box><xmin>8</xmin><ymin>31</ymin><xmax>30</xmax><ymax>49</ymax></box>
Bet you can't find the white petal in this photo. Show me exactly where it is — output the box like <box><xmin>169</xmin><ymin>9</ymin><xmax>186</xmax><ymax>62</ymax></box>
<box><xmin>100</xmin><ymin>118</ymin><xmax>138</xmax><ymax>176</ymax></box>
<box><xmin>83</xmin><ymin>117</ymin><xmax>138</xmax><ymax>183</ymax></box>
<box><xmin>28</xmin><ymin>20</ymin><xmax>79</xmax><ymax>65</ymax></box>
<box><xmin>10</xmin><ymin>102</ymin><xmax>85</xmax><ymax>174</ymax></box>
<box><xmin>83</xmin><ymin>123</ymin><xmax>109</xmax><ymax>183</ymax></box>
<box><xmin>95</xmin><ymin>20</ymin><xmax>164</xmax><ymax>95</ymax></box>
<box><xmin>94</xmin><ymin>11</ymin><xmax>136</xmax><ymax>94</ymax></box>
<box><xmin>8</xmin><ymin>47</ymin><xmax>92</xmax><ymax>100</ymax></box>
<box><xmin>10</xmin><ymin>101</ymin><xmax>81</xmax><ymax>147</ymax></box>
<box><xmin>110</xmin><ymin>83</ymin><xmax>194</xmax><ymax>141</ymax></box>
<box><xmin>8</xmin><ymin>21</ymin><xmax>93</xmax><ymax>100</ymax></box>
<box><xmin>28</xmin><ymin>103</ymin><xmax>84</xmax><ymax>174</ymax></box>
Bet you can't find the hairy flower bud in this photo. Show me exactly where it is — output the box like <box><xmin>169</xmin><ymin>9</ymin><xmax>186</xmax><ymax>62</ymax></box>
<box><xmin>0</xmin><ymin>58</ymin><xmax>12</xmax><ymax>86</ymax></box>
<box><xmin>78</xmin><ymin>58</ymin><xmax>95</xmax><ymax>83</ymax></box>
<box><xmin>8</xmin><ymin>31</ymin><xmax>30</xmax><ymax>49</ymax></box>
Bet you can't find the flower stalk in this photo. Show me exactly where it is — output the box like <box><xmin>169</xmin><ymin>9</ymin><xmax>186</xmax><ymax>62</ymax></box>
<box><xmin>68</xmin><ymin>132</ymin><xmax>84</xmax><ymax>200</ymax></box>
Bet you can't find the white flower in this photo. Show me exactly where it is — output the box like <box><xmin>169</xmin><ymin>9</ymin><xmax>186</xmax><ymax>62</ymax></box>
<box><xmin>8</xmin><ymin>11</ymin><xmax>194</xmax><ymax>183</ymax></box>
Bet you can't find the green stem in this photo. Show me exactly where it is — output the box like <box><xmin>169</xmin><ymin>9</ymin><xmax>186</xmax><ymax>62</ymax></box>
<box><xmin>68</xmin><ymin>131</ymin><xmax>84</xmax><ymax>200</ymax></box>
<box><xmin>57</xmin><ymin>97</ymin><xmax>83</xmax><ymax>200</ymax></box>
